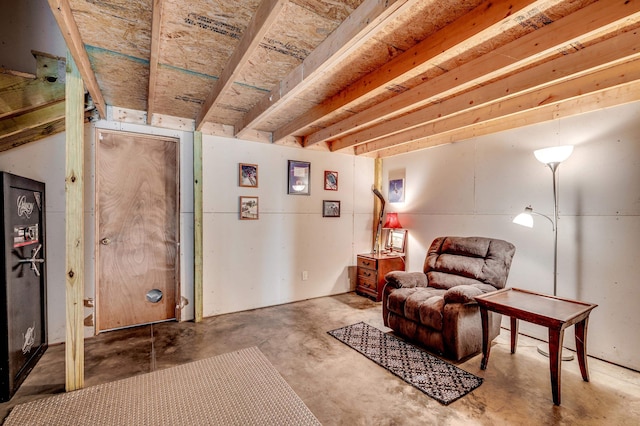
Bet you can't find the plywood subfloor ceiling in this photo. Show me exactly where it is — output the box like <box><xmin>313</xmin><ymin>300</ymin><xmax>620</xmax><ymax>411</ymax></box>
<box><xmin>47</xmin><ymin>0</ymin><xmax>640</xmax><ymax>157</ymax></box>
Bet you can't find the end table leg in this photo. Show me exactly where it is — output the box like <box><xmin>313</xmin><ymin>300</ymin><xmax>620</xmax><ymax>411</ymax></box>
<box><xmin>480</xmin><ymin>307</ymin><xmax>490</xmax><ymax>370</ymax></box>
<box><xmin>510</xmin><ymin>317</ymin><xmax>519</xmax><ymax>354</ymax></box>
<box><xmin>575</xmin><ymin>317</ymin><xmax>590</xmax><ymax>382</ymax></box>
<box><xmin>549</xmin><ymin>328</ymin><xmax>565</xmax><ymax>405</ymax></box>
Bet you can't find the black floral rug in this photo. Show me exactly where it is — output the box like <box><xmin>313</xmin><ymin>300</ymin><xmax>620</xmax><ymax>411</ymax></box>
<box><xmin>328</xmin><ymin>322</ymin><xmax>482</xmax><ymax>405</ymax></box>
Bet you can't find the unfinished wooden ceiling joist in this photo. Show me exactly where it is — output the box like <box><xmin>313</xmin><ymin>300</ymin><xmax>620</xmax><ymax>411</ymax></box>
<box><xmin>0</xmin><ymin>52</ymin><xmax>67</xmax><ymax>151</ymax></box>
<box><xmin>43</xmin><ymin>0</ymin><xmax>640</xmax><ymax>157</ymax></box>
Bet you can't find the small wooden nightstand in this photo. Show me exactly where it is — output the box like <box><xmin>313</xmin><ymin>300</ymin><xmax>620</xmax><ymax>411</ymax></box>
<box><xmin>356</xmin><ymin>253</ymin><xmax>405</xmax><ymax>302</ymax></box>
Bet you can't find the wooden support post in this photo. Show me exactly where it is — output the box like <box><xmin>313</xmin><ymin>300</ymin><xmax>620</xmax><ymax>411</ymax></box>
<box><xmin>194</xmin><ymin>131</ymin><xmax>203</xmax><ymax>322</ymax></box>
<box><xmin>65</xmin><ymin>51</ymin><xmax>84</xmax><ymax>391</ymax></box>
<box><xmin>373</xmin><ymin>157</ymin><xmax>383</xmax><ymax>252</ymax></box>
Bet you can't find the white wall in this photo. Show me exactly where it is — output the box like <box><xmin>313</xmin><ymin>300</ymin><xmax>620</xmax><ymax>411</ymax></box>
<box><xmin>4</xmin><ymin>99</ymin><xmax>636</xmax><ymax>372</ymax></box>
<box><xmin>201</xmin><ymin>135</ymin><xmax>373</xmax><ymax>316</ymax></box>
<box><xmin>0</xmin><ymin>123</ymin><xmax>371</xmax><ymax>341</ymax></box>
<box><xmin>381</xmin><ymin>101</ymin><xmax>640</xmax><ymax>371</ymax></box>
<box><xmin>0</xmin><ymin>120</ymin><xmax>195</xmax><ymax>343</ymax></box>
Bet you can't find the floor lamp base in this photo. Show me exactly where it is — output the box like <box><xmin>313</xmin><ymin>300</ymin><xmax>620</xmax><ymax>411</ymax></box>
<box><xmin>537</xmin><ymin>343</ymin><xmax>575</xmax><ymax>361</ymax></box>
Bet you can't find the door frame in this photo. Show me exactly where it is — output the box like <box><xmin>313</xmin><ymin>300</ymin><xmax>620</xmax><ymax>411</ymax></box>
<box><xmin>94</xmin><ymin>128</ymin><xmax>181</xmax><ymax>333</ymax></box>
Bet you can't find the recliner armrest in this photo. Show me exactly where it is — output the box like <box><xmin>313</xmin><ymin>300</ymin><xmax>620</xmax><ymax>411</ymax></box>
<box><xmin>444</xmin><ymin>283</ymin><xmax>498</xmax><ymax>304</ymax></box>
<box><xmin>385</xmin><ymin>271</ymin><xmax>428</xmax><ymax>289</ymax></box>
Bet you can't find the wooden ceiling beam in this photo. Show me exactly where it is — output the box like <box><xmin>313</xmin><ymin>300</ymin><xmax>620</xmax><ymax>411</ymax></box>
<box><xmin>0</xmin><ymin>100</ymin><xmax>65</xmax><ymax>139</ymax></box>
<box><xmin>235</xmin><ymin>0</ymin><xmax>416</xmax><ymax>139</ymax></box>
<box><xmin>282</xmin><ymin>0</ymin><xmax>540</xmax><ymax>146</ymax></box>
<box><xmin>359</xmin><ymin>58</ymin><xmax>640</xmax><ymax>157</ymax></box>
<box><xmin>334</xmin><ymin>27</ymin><xmax>640</xmax><ymax>152</ymax></box>
<box><xmin>0</xmin><ymin>117</ymin><xmax>66</xmax><ymax>152</ymax></box>
<box><xmin>147</xmin><ymin>0</ymin><xmax>165</xmax><ymax>125</ymax></box>
<box><xmin>195</xmin><ymin>0</ymin><xmax>288</xmax><ymax>131</ymax></box>
<box><xmin>315</xmin><ymin>0</ymin><xmax>640</xmax><ymax>148</ymax></box>
<box><xmin>47</xmin><ymin>0</ymin><xmax>106</xmax><ymax>118</ymax></box>
<box><xmin>375</xmin><ymin>79</ymin><xmax>640</xmax><ymax>158</ymax></box>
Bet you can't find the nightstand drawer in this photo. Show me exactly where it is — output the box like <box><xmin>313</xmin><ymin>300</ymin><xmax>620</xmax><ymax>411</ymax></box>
<box><xmin>358</xmin><ymin>267</ymin><xmax>376</xmax><ymax>279</ymax></box>
<box><xmin>357</xmin><ymin>275</ymin><xmax>376</xmax><ymax>291</ymax></box>
<box><xmin>357</xmin><ymin>256</ymin><xmax>377</xmax><ymax>269</ymax></box>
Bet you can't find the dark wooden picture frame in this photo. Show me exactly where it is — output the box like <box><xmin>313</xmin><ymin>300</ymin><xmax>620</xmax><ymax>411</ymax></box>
<box><xmin>288</xmin><ymin>160</ymin><xmax>310</xmax><ymax>195</ymax></box>
<box><xmin>324</xmin><ymin>170</ymin><xmax>338</xmax><ymax>191</ymax></box>
<box><xmin>239</xmin><ymin>163</ymin><xmax>258</xmax><ymax>187</ymax></box>
<box><xmin>322</xmin><ymin>200</ymin><xmax>340</xmax><ymax>217</ymax></box>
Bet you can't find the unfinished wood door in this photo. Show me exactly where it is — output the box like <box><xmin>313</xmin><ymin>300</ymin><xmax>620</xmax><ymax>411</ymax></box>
<box><xmin>96</xmin><ymin>130</ymin><xmax>179</xmax><ymax>332</ymax></box>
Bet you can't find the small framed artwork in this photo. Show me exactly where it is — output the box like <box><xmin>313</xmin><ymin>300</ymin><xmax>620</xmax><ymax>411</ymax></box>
<box><xmin>389</xmin><ymin>178</ymin><xmax>405</xmax><ymax>203</ymax></box>
<box><xmin>239</xmin><ymin>196</ymin><xmax>259</xmax><ymax>220</ymax></box>
<box><xmin>324</xmin><ymin>170</ymin><xmax>338</xmax><ymax>191</ymax></box>
<box><xmin>386</xmin><ymin>229</ymin><xmax>407</xmax><ymax>253</ymax></box>
<box><xmin>239</xmin><ymin>163</ymin><xmax>258</xmax><ymax>187</ymax></box>
<box><xmin>288</xmin><ymin>160</ymin><xmax>310</xmax><ymax>195</ymax></box>
<box><xmin>322</xmin><ymin>200</ymin><xmax>340</xmax><ymax>217</ymax></box>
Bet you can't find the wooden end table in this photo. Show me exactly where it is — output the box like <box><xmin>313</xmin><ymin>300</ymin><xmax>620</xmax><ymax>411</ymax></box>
<box><xmin>474</xmin><ymin>288</ymin><xmax>597</xmax><ymax>405</ymax></box>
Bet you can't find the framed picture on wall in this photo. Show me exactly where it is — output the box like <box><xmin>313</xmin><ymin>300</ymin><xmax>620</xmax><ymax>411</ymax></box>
<box><xmin>324</xmin><ymin>171</ymin><xmax>338</xmax><ymax>191</ymax></box>
<box><xmin>386</xmin><ymin>229</ymin><xmax>407</xmax><ymax>253</ymax></box>
<box><xmin>239</xmin><ymin>163</ymin><xmax>258</xmax><ymax>187</ymax></box>
<box><xmin>239</xmin><ymin>196</ymin><xmax>259</xmax><ymax>220</ymax></box>
<box><xmin>322</xmin><ymin>200</ymin><xmax>340</xmax><ymax>217</ymax></box>
<box><xmin>288</xmin><ymin>160</ymin><xmax>310</xmax><ymax>195</ymax></box>
<box><xmin>389</xmin><ymin>178</ymin><xmax>405</xmax><ymax>203</ymax></box>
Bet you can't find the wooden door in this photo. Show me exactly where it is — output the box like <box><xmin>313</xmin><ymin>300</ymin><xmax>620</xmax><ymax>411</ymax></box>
<box><xmin>96</xmin><ymin>130</ymin><xmax>179</xmax><ymax>332</ymax></box>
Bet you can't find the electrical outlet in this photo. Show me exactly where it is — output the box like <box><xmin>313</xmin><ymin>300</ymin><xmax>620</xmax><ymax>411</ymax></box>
<box><xmin>302</xmin><ymin>271</ymin><xmax>308</xmax><ymax>280</ymax></box>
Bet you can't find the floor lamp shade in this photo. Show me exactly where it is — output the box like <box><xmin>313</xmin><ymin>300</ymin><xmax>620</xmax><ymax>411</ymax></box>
<box><xmin>513</xmin><ymin>207</ymin><xmax>534</xmax><ymax>228</ymax></box>
<box><xmin>534</xmin><ymin>145</ymin><xmax>574</xmax><ymax>165</ymax></box>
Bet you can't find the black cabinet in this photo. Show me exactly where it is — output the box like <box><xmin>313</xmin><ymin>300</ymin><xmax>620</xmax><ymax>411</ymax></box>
<box><xmin>0</xmin><ymin>172</ymin><xmax>47</xmax><ymax>401</ymax></box>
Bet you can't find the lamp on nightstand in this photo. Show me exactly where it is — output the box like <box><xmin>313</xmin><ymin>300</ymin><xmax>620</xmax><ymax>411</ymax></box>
<box><xmin>382</xmin><ymin>212</ymin><xmax>402</xmax><ymax>230</ymax></box>
<box><xmin>383</xmin><ymin>213</ymin><xmax>404</xmax><ymax>254</ymax></box>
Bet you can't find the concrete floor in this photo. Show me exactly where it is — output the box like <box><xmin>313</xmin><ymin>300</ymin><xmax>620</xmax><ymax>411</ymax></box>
<box><xmin>1</xmin><ymin>292</ymin><xmax>639</xmax><ymax>425</ymax></box>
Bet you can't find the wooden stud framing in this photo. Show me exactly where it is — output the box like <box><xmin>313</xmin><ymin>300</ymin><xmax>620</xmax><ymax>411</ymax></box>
<box><xmin>0</xmin><ymin>101</ymin><xmax>65</xmax><ymax>151</ymax></box>
<box><xmin>0</xmin><ymin>116</ymin><xmax>66</xmax><ymax>152</ymax></box>
<box><xmin>375</xmin><ymin>77</ymin><xmax>640</xmax><ymax>158</ymax></box>
<box><xmin>194</xmin><ymin>131</ymin><xmax>203</xmax><ymax>322</ymax></box>
<box><xmin>47</xmin><ymin>0</ymin><xmax>106</xmax><ymax>118</ymax></box>
<box><xmin>321</xmin><ymin>0</ymin><xmax>640</xmax><ymax>151</ymax></box>
<box><xmin>1</xmin><ymin>52</ymin><xmax>67</xmax><ymax>149</ymax></box>
<box><xmin>147</xmin><ymin>0</ymin><xmax>165</xmax><ymax>125</ymax></box>
<box><xmin>196</xmin><ymin>0</ymin><xmax>288</xmax><ymax>130</ymax></box>
<box><xmin>44</xmin><ymin>0</ymin><xmax>640</xmax><ymax>159</ymax></box>
<box><xmin>340</xmin><ymin>29</ymin><xmax>640</xmax><ymax>153</ymax></box>
<box><xmin>297</xmin><ymin>0</ymin><xmax>539</xmax><ymax>147</ymax></box>
<box><xmin>65</xmin><ymin>51</ymin><xmax>85</xmax><ymax>391</ymax></box>
<box><xmin>359</xmin><ymin>57</ymin><xmax>640</xmax><ymax>156</ymax></box>
<box><xmin>241</xmin><ymin>0</ymin><xmax>416</xmax><ymax>139</ymax></box>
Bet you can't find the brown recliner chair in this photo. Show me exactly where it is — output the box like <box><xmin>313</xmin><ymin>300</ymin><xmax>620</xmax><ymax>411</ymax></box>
<box><xmin>382</xmin><ymin>236</ymin><xmax>516</xmax><ymax>360</ymax></box>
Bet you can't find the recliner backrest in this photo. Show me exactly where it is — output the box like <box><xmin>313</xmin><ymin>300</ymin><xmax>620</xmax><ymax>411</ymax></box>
<box><xmin>423</xmin><ymin>236</ymin><xmax>516</xmax><ymax>290</ymax></box>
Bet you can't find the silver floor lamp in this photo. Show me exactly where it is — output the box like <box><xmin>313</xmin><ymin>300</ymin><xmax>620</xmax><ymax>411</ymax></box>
<box><xmin>513</xmin><ymin>144</ymin><xmax>574</xmax><ymax>360</ymax></box>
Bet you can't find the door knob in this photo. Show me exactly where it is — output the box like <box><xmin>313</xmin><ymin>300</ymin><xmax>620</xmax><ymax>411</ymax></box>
<box><xmin>100</xmin><ymin>238</ymin><xmax>111</xmax><ymax>245</ymax></box>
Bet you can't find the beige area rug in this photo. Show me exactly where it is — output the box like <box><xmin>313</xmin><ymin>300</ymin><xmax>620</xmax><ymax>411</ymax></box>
<box><xmin>4</xmin><ymin>347</ymin><xmax>321</xmax><ymax>426</ymax></box>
